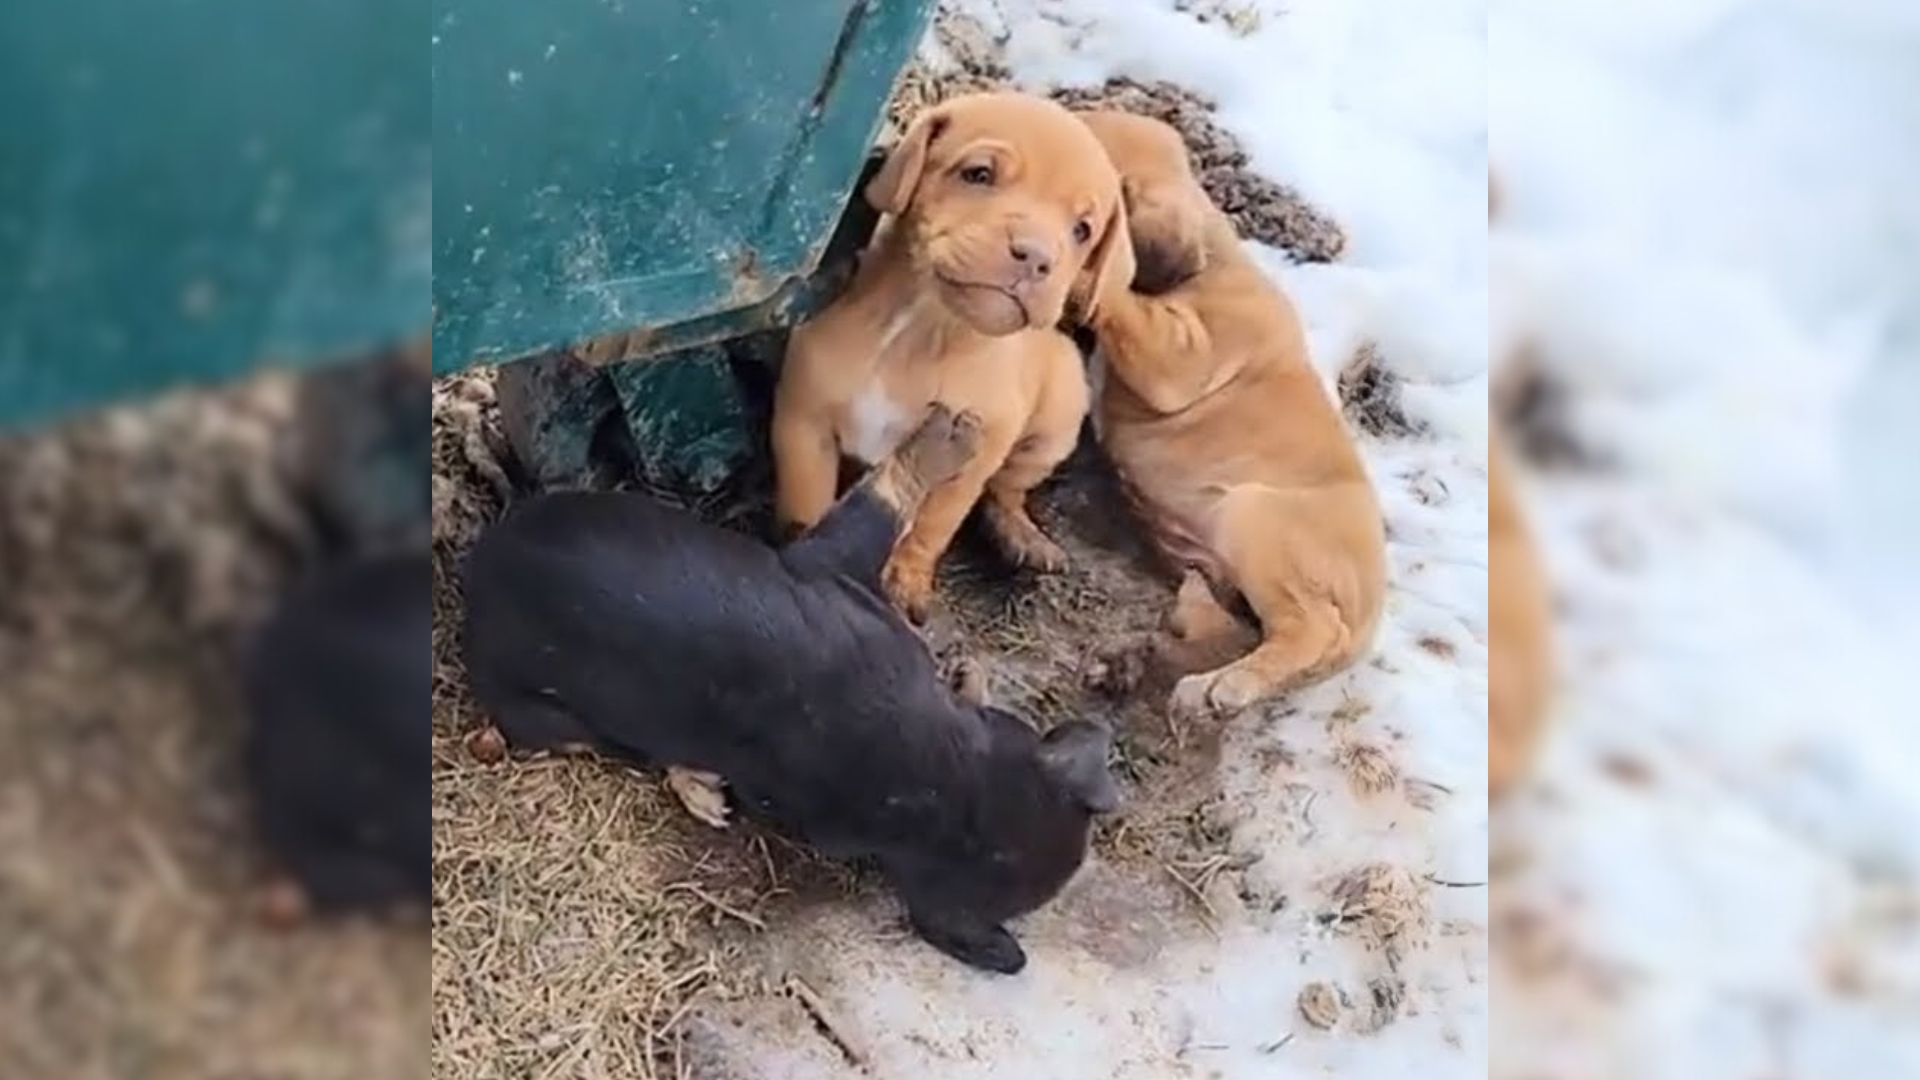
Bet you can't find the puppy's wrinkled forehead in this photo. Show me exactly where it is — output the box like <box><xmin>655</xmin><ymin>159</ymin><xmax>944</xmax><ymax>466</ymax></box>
<box><xmin>924</xmin><ymin>93</ymin><xmax>1120</xmax><ymax>204</ymax></box>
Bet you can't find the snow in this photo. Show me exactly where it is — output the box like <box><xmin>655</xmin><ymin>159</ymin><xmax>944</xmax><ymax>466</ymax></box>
<box><xmin>1491</xmin><ymin>0</ymin><xmax>1920</xmax><ymax>1074</ymax></box>
<box><xmin>712</xmin><ymin>1</ymin><xmax>1494</xmax><ymax>1077</ymax></box>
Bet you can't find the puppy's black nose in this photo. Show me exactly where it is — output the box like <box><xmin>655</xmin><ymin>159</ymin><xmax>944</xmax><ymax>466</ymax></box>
<box><xmin>1009</xmin><ymin>239</ymin><xmax>1052</xmax><ymax>279</ymax></box>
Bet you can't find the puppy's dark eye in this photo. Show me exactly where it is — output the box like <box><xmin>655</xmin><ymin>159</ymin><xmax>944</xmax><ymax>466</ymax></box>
<box><xmin>1072</xmin><ymin>219</ymin><xmax>1093</xmax><ymax>245</ymax></box>
<box><xmin>959</xmin><ymin>164</ymin><xmax>995</xmax><ymax>186</ymax></box>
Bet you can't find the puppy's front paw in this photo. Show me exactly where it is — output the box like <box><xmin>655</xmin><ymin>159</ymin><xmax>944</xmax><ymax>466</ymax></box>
<box><xmin>984</xmin><ymin>503</ymin><xmax>1069</xmax><ymax>573</ymax></box>
<box><xmin>883</xmin><ymin>558</ymin><xmax>936</xmax><ymax>625</ymax></box>
<box><xmin>909</xmin><ymin>405</ymin><xmax>985</xmax><ymax>486</ymax></box>
<box><xmin>666</xmin><ymin>766</ymin><xmax>731</xmax><ymax>830</ymax></box>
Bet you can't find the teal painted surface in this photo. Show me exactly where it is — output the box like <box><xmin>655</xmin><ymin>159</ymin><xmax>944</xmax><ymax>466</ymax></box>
<box><xmin>608</xmin><ymin>348</ymin><xmax>751</xmax><ymax>496</ymax></box>
<box><xmin>431</xmin><ymin>0</ymin><xmax>933</xmax><ymax>374</ymax></box>
<box><xmin>0</xmin><ymin>2</ymin><xmax>429</xmax><ymax>431</ymax></box>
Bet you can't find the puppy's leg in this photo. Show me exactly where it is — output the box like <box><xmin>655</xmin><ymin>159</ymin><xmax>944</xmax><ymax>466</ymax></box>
<box><xmin>483</xmin><ymin>693</ymin><xmax>602</xmax><ymax>756</ymax></box>
<box><xmin>772</xmin><ymin>392</ymin><xmax>843</xmax><ymax>536</ymax></box>
<box><xmin>981</xmin><ymin>341</ymin><xmax>1087</xmax><ymax>572</ymax></box>
<box><xmin>908</xmin><ymin>906</ymin><xmax>1027</xmax><ymax>974</ymax></box>
<box><xmin>666</xmin><ymin>767</ymin><xmax>731</xmax><ymax>829</ymax></box>
<box><xmin>278</xmin><ymin>847</ymin><xmax>416</xmax><ymax>913</ymax></box>
<box><xmin>1090</xmin><ymin>570</ymin><xmax>1257</xmax><ymax>698</ymax></box>
<box><xmin>1170</xmin><ymin>604</ymin><xmax>1348</xmax><ymax>719</ymax></box>
<box><xmin>884</xmin><ymin>424</ymin><xmax>1021</xmax><ymax>623</ymax></box>
<box><xmin>1168</xmin><ymin>487</ymin><xmax>1372</xmax><ymax>718</ymax></box>
<box><xmin>1157</xmin><ymin>568</ymin><xmax>1261</xmax><ymax>674</ymax></box>
<box><xmin>781</xmin><ymin>405</ymin><xmax>984</xmax><ymax>588</ymax></box>
<box><xmin>1091</xmin><ymin>288</ymin><xmax>1235</xmax><ymax>415</ymax></box>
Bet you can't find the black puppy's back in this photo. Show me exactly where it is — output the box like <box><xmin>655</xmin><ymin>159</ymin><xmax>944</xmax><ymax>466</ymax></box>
<box><xmin>462</xmin><ymin>493</ymin><xmax>952</xmax><ymax>818</ymax></box>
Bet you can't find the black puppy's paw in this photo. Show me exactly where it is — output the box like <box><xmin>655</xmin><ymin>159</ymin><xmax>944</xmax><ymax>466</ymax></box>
<box><xmin>910</xmin><ymin>911</ymin><xmax>1028</xmax><ymax>974</ymax></box>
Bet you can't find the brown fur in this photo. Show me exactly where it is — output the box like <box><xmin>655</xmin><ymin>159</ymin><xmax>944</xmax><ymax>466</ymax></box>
<box><xmin>1488</xmin><ymin>430</ymin><xmax>1553</xmax><ymax>797</ymax></box>
<box><xmin>773</xmin><ymin>92</ymin><xmax>1132</xmax><ymax>622</ymax></box>
<box><xmin>1076</xmin><ymin>111</ymin><xmax>1387</xmax><ymax>719</ymax></box>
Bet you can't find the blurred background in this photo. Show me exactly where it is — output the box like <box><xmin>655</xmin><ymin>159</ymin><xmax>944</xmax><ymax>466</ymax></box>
<box><xmin>1489</xmin><ymin>0</ymin><xmax>1920</xmax><ymax>1076</ymax></box>
<box><xmin>4</xmin><ymin>0</ymin><xmax>1917</xmax><ymax>1077</ymax></box>
<box><xmin>0</xmin><ymin>2</ymin><xmax>428</xmax><ymax>1078</ymax></box>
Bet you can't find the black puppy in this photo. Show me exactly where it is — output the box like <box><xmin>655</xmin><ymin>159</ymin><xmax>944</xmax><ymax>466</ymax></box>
<box><xmin>461</xmin><ymin>405</ymin><xmax>1120</xmax><ymax>973</ymax></box>
<box><xmin>245</xmin><ymin>549</ymin><xmax>429</xmax><ymax>920</ymax></box>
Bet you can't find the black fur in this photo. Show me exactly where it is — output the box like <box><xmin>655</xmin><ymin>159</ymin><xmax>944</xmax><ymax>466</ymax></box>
<box><xmin>245</xmin><ymin>551</ymin><xmax>429</xmax><ymax>912</ymax></box>
<box><xmin>461</xmin><ymin>486</ymin><xmax>1118</xmax><ymax>974</ymax></box>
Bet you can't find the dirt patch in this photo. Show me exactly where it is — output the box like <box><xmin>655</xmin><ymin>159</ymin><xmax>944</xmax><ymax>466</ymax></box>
<box><xmin>885</xmin><ymin>19</ymin><xmax>1347</xmax><ymax>264</ymax></box>
<box><xmin>0</xmin><ymin>375</ymin><xmax>426</xmax><ymax>1080</ymax></box>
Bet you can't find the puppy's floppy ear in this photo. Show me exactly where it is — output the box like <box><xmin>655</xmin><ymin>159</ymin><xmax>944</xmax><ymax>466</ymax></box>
<box><xmin>1071</xmin><ymin>194</ymin><xmax>1135</xmax><ymax>323</ymax></box>
<box><xmin>866</xmin><ymin>109</ymin><xmax>949</xmax><ymax>216</ymax></box>
<box><xmin>1037</xmin><ymin>721</ymin><xmax>1122</xmax><ymax>813</ymax></box>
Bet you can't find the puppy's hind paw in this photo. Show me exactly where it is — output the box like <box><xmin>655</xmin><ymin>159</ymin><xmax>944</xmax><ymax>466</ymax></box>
<box><xmin>1170</xmin><ymin>666</ymin><xmax>1274</xmax><ymax>721</ymax></box>
<box><xmin>667</xmin><ymin>766</ymin><xmax>731</xmax><ymax>830</ymax></box>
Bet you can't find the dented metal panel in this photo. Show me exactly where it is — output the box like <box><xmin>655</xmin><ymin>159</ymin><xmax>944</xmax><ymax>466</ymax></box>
<box><xmin>431</xmin><ymin>0</ymin><xmax>933</xmax><ymax>373</ymax></box>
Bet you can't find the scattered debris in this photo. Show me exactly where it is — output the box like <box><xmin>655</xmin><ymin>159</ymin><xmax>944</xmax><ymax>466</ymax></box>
<box><xmin>1600</xmin><ymin>753</ymin><xmax>1657</xmax><ymax>788</ymax></box>
<box><xmin>1353</xmin><ymin>976</ymin><xmax>1408</xmax><ymax>1034</ymax></box>
<box><xmin>1340</xmin><ymin>341</ymin><xmax>1429</xmax><ymax>439</ymax></box>
<box><xmin>1496</xmin><ymin>345</ymin><xmax>1605</xmax><ymax>468</ymax></box>
<box><xmin>1174</xmin><ymin>0</ymin><xmax>1264</xmax><ymax>37</ymax></box>
<box><xmin>1297</xmin><ymin>981</ymin><xmax>1345</xmax><ymax>1029</ymax></box>
<box><xmin>1324</xmin><ymin>863</ymin><xmax>1432</xmax><ymax>954</ymax></box>
<box><xmin>787</xmin><ymin>976</ymin><xmax>869</xmax><ymax>1069</ymax></box>
<box><xmin>1336</xmin><ymin>741</ymin><xmax>1401</xmax><ymax>797</ymax></box>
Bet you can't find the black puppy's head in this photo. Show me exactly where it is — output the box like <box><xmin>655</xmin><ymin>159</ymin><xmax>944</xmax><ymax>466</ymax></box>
<box><xmin>891</xmin><ymin>717</ymin><xmax>1121</xmax><ymax>974</ymax></box>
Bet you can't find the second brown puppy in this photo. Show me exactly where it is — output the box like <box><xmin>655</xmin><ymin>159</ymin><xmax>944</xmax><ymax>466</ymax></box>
<box><xmin>1077</xmin><ymin>111</ymin><xmax>1387</xmax><ymax>719</ymax></box>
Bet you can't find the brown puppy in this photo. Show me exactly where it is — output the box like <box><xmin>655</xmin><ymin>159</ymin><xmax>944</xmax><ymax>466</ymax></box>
<box><xmin>1076</xmin><ymin>111</ymin><xmax>1387</xmax><ymax>719</ymax></box>
<box><xmin>1488</xmin><ymin>428</ymin><xmax>1553</xmax><ymax>797</ymax></box>
<box><xmin>774</xmin><ymin>92</ymin><xmax>1132</xmax><ymax>622</ymax></box>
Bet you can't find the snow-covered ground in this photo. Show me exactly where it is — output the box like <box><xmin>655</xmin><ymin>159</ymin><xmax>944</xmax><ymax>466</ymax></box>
<box><xmin>699</xmin><ymin>2</ymin><xmax>1494</xmax><ymax>1077</ymax></box>
<box><xmin>1491</xmin><ymin>0</ymin><xmax>1920</xmax><ymax>1075</ymax></box>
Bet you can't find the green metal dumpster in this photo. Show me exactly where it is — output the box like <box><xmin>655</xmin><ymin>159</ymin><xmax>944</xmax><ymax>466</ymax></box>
<box><xmin>431</xmin><ymin>0</ymin><xmax>934</xmax><ymax>373</ymax></box>
<box><xmin>0</xmin><ymin>1</ymin><xmax>429</xmax><ymax>431</ymax></box>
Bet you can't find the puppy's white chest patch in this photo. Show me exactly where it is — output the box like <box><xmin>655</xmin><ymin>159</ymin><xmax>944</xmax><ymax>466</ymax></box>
<box><xmin>843</xmin><ymin>310</ymin><xmax>918</xmax><ymax>465</ymax></box>
<box><xmin>846</xmin><ymin>383</ymin><xmax>911</xmax><ymax>465</ymax></box>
